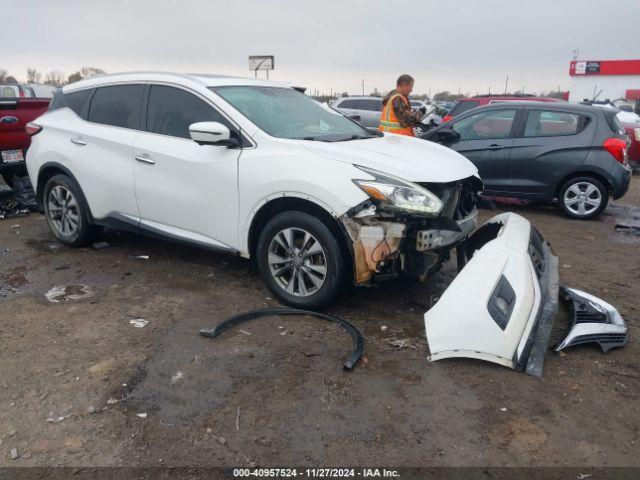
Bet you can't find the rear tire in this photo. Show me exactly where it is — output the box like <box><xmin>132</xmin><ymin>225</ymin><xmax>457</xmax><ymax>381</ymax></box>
<box><xmin>256</xmin><ymin>211</ymin><xmax>345</xmax><ymax>309</ymax></box>
<box><xmin>43</xmin><ymin>174</ymin><xmax>97</xmax><ymax>247</ymax></box>
<box><xmin>559</xmin><ymin>176</ymin><xmax>608</xmax><ymax>219</ymax></box>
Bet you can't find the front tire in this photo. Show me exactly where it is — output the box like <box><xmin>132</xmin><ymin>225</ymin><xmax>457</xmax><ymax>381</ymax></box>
<box><xmin>256</xmin><ymin>211</ymin><xmax>345</xmax><ymax>309</ymax></box>
<box><xmin>43</xmin><ymin>174</ymin><xmax>96</xmax><ymax>247</ymax></box>
<box><xmin>558</xmin><ymin>176</ymin><xmax>609</xmax><ymax>219</ymax></box>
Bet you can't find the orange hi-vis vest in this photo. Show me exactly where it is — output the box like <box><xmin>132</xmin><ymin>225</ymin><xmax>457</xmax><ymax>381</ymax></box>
<box><xmin>379</xmin><ymin>93</ymin><xmax>414</xmax><ymax>136</ymax></box>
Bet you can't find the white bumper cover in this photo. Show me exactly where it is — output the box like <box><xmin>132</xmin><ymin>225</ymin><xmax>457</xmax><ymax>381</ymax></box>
<box><xmin>424</xmin><ymin>213</ymin><xmax>559</xmax><ymax>376</ymax></box>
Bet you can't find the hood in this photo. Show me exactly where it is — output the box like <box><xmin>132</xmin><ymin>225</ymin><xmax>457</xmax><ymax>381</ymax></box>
<box><xmin>303</xmin><ymin>134</ymin><xmax>478</xmax><ymax>183</ymax></box>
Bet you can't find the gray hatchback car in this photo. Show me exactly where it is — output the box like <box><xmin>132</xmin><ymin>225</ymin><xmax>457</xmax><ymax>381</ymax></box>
<box><xmin>423</xmin><ymin>102</ymin><xmax>632</xmax><ymax>219</ymax></box>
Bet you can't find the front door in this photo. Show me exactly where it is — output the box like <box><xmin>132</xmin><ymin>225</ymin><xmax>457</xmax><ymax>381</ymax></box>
<box><xmin>445</xmin><ymin>108</ymin><xmax>519</xmax><ymax>194</ymax></box>
<box><xmin>133</xmin><ymin>84</ymin><xmax>241</xmax><ymax>250</ymax></box>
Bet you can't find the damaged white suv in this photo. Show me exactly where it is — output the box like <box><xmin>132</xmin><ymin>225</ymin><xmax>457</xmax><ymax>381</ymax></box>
<box><xmin>26</xmin><ymin>72</ymin><xmax>481</xmax><ymax>308</ymax></box>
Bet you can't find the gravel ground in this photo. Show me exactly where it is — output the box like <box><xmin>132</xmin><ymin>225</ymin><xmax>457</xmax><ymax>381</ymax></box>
<box><xmin>0</xmin><ymin>176</ymin><xmax>638</xmax><ymax>468</ymax></box>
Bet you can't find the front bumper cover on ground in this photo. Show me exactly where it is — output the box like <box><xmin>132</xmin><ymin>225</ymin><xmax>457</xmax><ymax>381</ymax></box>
<box><xmin>424</xmin><ymin>212</ymin><xmax>559</xmax><ymax>377</ymax></box>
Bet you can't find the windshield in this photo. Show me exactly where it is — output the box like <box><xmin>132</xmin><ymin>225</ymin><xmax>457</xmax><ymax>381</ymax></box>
<box><xmin>211</xmin><ymin>86</ymin><xmax>375</xmax><ymax>141</ymax></box>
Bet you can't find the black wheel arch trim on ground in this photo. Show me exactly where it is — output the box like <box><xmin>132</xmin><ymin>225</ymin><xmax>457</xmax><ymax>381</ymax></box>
<box><xmin>199</xmin><ymin>308</ymin><xmax>364</xmax><ymax>370</ymax></box>
<box><xmin>37</xmin><ymin>162</ymin><xmax>95</xmax><ymax>222</ymax></box>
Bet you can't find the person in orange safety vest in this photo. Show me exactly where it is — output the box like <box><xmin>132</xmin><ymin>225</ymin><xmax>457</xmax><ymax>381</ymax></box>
<box><xmin>379</xmin><ymin>74</ymin><xmax>425</xmax><ymax>137</ymax></box>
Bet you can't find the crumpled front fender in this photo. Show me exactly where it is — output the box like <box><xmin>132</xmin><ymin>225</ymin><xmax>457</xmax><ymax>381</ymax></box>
<box><xmin>424</xmin><ymin>212</ymin><xmax>559</xmax><ymax>376</ymax></box>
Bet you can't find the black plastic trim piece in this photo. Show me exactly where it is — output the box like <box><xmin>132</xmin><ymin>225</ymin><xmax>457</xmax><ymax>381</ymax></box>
<box><xmin>487</xmin><ymin>275</ymin><xmax>516</xmax><ymax>330</ymax></box>
<box><xmin>199</xmin><ymin>308</ymin><xmax>364</xmax><ymax>370</ymax></box>
<box><xmin>516</xmin><ymin>229</ymin><xmax>559</xmax><ymax>377</ymax></box>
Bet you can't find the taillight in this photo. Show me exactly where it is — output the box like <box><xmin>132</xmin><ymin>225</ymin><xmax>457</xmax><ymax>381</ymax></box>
<box><xmin>443</xmin><ymin>115</ymin><xmax>453</xmax><ymax>123</ymax></box>
<box><xmin>25</xmin><ymin>122</ymin><xmax>42</xmax><ymax>136</ymax></box>
<box><xmin>603</xmin><ymin>137</ymin><xmax>627</xmax><ymax>165</ymax></box>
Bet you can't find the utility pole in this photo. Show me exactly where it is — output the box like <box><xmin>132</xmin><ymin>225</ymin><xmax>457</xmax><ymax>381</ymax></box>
<box><xmin>362</xmin><ymin>79</ymin><xmax>365</xmax><ymax>96</ymax></box>
<box><xmin>504</xmin><ymin>75</ymin><xmax>509</xmax><ymax>95</ymax></box>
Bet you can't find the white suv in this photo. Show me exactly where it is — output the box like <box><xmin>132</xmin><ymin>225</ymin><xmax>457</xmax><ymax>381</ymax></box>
<box><xmin>26</xmin><ymin>72</ymin><xmax>480</xmax><ymax>308</ymax></box>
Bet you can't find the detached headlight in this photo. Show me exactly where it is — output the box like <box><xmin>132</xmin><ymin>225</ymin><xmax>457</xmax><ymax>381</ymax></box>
<box><xmin>353</xmin><ymin>166</ymin><xmax>443</xmax><ymax>216</ymax></box>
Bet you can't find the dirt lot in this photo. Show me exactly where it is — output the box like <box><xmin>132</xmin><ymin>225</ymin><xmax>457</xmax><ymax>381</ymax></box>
<box><xmin>1</xmin><ymin>177</ymin><xmax>639</xmax><ymax>469</ymax></box>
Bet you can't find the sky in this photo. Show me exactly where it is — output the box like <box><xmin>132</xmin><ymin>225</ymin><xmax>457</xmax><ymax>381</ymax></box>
<box><xmin>2</xmin><ymin>0</ymin><xmax>639</xmax><ymax>96</ymax></box>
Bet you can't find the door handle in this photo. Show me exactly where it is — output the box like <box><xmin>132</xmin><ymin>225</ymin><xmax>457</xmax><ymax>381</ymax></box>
<box><xmin>70</xmin><ymin>137</ymin><xmax>86</xmax><ymax>146</ymax></box>
<box><xmin>135</xmin><ymin>154</ymin><xmax>155</xmax><ymax>165</ymax></box>
<box><xmin>488</xmin><ymin>144</ymin><xmax>504</xmax><ymax>151</ymax></box>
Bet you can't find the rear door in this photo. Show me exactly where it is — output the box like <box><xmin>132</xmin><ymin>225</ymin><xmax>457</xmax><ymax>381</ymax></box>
<box><xmin>132</xmin><ymin>84</ymin><xmax>241</xmax><ymax>250</ymax></box>
<box><xmin>76</xmin><ymin>84</ymin><xmax>143</xmax><ymax>221</ymax></box>
<box><xmin>445</xmin><ymin>108</ymin><xmax>519</xmax><ymax>193</ymax></box>
<box><xmin>505</xmin><ymin>109</ymin><xmax>593</xmax><ymax>198</ymax></box>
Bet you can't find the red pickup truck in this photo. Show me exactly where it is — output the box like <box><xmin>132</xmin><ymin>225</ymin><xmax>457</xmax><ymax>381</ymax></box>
<box><xmin>1</xmin><ymin>85</ymin><xmax>52</xmax><ymax>188</ymax></box>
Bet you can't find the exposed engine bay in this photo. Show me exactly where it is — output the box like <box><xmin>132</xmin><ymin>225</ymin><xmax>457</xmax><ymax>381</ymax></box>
<box><xmin>340</xmin><ymin>175</ymin><xmax>483</xmax><ymax>284</ymax></box>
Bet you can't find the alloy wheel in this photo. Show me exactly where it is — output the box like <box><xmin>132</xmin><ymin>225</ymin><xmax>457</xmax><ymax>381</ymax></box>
<box><xmin>267</xmin><ymin>227</ymin><xmax>328</xmax><ymax>297</ymax></box>
<box><xmin>563</xmin><ymin>182</ymin><xmax>602</xmax><ymax>217</ymax></box>
<box><xmin>47</xmin><ymin>185</ymin><xmax>80</xmax><ymax>237</ymax></box>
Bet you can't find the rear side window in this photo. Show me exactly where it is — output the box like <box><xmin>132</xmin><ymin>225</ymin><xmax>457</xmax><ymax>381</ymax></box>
<box><xmin>448</xmin><ymin>100</ymin><xmax>480</xmax><ymax>117</ymax></box>
<box><xmin>362</xmin><ymin>99</ymin><xmax>383</xmax><ymax>111</ymax></box>
<box><xmin>88</xmin><ymin>85</ymin><xmax>143</xmax><ymax>129</ymax></box>
<box><xmin>337</xmin><ymin>99</ymin><xmax>358</xmax><ymax>109</ymax></box>
<box><xmin>146</xmin><ymin>85</ymin><xmax>230</xmax><ymax>139</ymax></box>
<box><xmin>64</xmin><ymin>89</ymin><xmax>93</xmax><ymax>118</ymax></box>
<box><xmin>523</xmin><ymin>110</ymin><xmax>585</xmax><ymax>137</ymax></box>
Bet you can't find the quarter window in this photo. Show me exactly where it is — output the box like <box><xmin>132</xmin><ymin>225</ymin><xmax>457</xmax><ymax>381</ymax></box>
<box><xmin>524</xmin><ymin>110</ymin><xmax>582</xmax><ymax>137</ymax></box>
<box><xmin>452</xmin><ymin>109</ymin><xmax>517</xmax><ymax>140</ymax></box>
<box><xmin>64</xmin><ymin>89</ymin><xmax>93</xmax><ymax>118</ymax></box>
<box><xmin>88</xmin><ymin>85</ymin><xmax>143</xmax><ymax>129</ymax></box>
<box><xmin>146</xmin><ymin>85</ymin><xmax>230</xmax><ymax>139</ymax></box>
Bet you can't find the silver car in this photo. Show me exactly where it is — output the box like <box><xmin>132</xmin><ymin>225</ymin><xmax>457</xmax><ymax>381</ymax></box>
<box><xmin>332</xmin><ymin>96</ymin><xmax>441</xmax><ymax>134</ymax></box>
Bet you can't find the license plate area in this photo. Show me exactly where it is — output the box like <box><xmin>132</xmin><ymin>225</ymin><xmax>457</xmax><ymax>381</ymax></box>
<box><xmin>1</xmin><ymin>149</ymin><xmax>24</xmax><ymax>164</ymax></box>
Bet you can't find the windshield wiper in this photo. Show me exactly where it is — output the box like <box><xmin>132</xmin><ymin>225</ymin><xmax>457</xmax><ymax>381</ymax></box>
<box><xmin>301</xmin><ymin>136</ymin><xmax>331</xmax><ymax>142</ymax></box>
<box><xmin>338</xmin><ymin>134</ymin><xmax>376</xmax><ymax>142</ymax></box>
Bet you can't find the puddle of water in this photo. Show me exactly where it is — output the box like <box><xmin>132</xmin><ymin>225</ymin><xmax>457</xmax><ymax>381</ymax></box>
<box><xmin>45</xmin><ymin>284</ymin><xmax>96</xmax><ymax>303</ymax></box>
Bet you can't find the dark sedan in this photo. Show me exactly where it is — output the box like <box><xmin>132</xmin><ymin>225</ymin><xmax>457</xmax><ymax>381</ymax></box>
<box><xmin>422</xmin><ymin>102</ymin><xmax>632</xmax><ymax>219</ymax></box>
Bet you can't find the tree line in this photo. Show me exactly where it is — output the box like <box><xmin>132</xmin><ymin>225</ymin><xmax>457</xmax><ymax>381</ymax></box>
<box><xmin>0</xmin><ymin>67</ymin><xmax>106</xmax><ymax>86</ymax></box>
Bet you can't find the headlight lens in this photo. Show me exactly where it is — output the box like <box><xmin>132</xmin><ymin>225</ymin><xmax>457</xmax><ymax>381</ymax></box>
<box><xmin>353</xmin><ymin>166</ymin><xmax>443</xmax><ymax>215</ymax></box>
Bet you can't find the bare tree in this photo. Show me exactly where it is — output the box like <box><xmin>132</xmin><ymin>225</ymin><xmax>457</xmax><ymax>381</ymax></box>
<box><xmin>0</xmin><ymin>68</ymin><xmax>8</xmax><ymax>83</ymax></box>
<box><xmin>67</xmin><ymin>67</ymin><xmax>106</xmax><ymax>84</ymax></box>
<box><xmin>26</xmin><ymin>68</ymin><xmax>42</xmax><ymax>84</ymax></box>
<box><xmin>44</xmin><ymin>70</ymin><xmax>65</xmax><ymax>86</ymax></box>
<box><xmin>80</xmin><ymin>67</ymin><xmax>105</xmax><ymax>78</ymax></box>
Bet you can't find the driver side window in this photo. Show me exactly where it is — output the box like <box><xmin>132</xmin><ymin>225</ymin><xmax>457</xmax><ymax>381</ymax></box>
<box><xmin>146</xmin><ymin>85</ymin><xmax>231</xmax><ymax>139</ymax></box>
<box><xmin>452</xmin><ymin>109</ymin><xmax>517</xmax><ymax>141</ymax></box>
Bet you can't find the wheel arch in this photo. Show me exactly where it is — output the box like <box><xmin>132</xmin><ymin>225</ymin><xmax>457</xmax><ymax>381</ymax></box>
<box><xmin>37</xmin><ymin>162</ymin><xmax>95</xmax><ymax>222</ymax></box>
<box><xmin>555</xmin><ymin>169</ymin><xmax>613</xmax><ymax>198</ymax></box>
<box><xmin>246</xmin><ymin>196</ymin><xmax>354</xmax><ymax>271</ymax></box>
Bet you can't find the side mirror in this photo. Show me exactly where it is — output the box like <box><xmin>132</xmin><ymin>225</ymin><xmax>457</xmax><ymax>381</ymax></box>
<box><xmin>189</xmin><ymin>121</ymin><xmax>239</xmax><ymax>147</ymax></box>
<box><xmin>436</xmin><ymin>126</ymin><xmax>460</xmax><ymax>143</ymax></box>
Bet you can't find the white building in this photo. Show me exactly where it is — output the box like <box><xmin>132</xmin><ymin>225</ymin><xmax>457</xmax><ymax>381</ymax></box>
<box><xmin>568</xmin><ymin>59</ymin><xmax>640</xmax><ymax>104</ymax></box>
